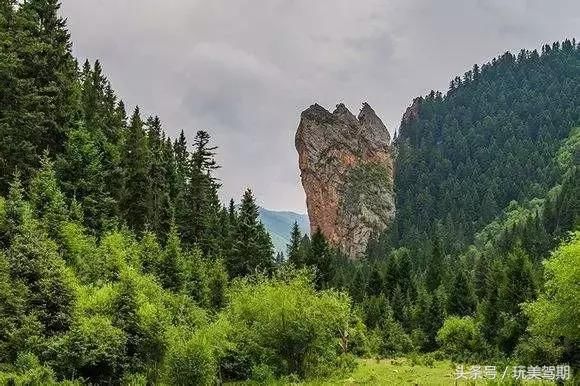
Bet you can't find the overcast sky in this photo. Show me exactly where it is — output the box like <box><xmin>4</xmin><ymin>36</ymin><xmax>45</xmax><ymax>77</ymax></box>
<box><xmin>60</xmin><ymin>0</ymin><xmax>579</xmax><ymax>213</ymax></box>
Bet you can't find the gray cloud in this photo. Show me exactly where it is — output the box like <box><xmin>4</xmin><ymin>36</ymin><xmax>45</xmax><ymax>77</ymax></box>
<box><xmin>60</xmin><ymin>0</ymin><xmax>580</xmax><ymax>212</ymax></box>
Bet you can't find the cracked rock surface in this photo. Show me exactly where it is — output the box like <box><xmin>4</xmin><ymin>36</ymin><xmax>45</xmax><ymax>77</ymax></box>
<box><xmin>296</xmin><ymin>102</ymin><xmax>395</xmax><ymax>258</ymax></box>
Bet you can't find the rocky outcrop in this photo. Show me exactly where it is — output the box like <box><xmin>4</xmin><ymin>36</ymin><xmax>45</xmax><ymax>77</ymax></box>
<box><xmin>401</xmin><ymin>97</ymin><xmax>422</xmax><ymax>127</ymax></box>
<box><xmin>295</xmin><ymin>102</ymin><xmax>395</xmax><ymax>258</ymax></box>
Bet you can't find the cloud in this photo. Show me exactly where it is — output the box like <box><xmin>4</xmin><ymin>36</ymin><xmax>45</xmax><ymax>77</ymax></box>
<box><xmin>60</xmin><ymin>0</ymin><xmax>580</xmax><ymax>212</ymax></box>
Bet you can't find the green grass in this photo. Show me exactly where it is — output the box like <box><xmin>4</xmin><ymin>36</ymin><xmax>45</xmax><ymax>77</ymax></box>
<box><xmin>226</xmin><ymin>358</ymin><xmax>570</xmax><ymax>385</ymax></box>
<box><xmin>309</xmin><ymin>358</ymin><xmax>456</xmax><ymax>385</ymax></box>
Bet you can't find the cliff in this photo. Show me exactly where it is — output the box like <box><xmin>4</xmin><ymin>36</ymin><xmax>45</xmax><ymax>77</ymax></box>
<box><xmin>295</xmin><ymin>102</ymin><xmax>395</xmax><ymax>258</ymax></box>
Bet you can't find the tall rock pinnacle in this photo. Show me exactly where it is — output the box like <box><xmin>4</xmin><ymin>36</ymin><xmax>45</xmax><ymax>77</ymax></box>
<box><xmin>295</xmin><ymin>102</ymin><xmax>395</xmax><ymax>258</ymax></box>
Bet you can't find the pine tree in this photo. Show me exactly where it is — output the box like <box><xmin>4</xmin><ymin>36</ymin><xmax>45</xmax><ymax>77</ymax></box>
<box><xmin>146</xmin><ymin>116</ymin><xmax>172</xmax><ymax>240</ymax></box>
<box><xmin>28</xmin><ymin>153</ymin><xmax>68</xmax><ymax>238</ymax></box>
<box><xmin>306</xmin><ymin>228</ymin><xmax>332</xmax><ymax>289</ymax></box>
<box><xmin>391</xmin><ymin>284</ymin><xmax>410</xmax><ymax>327</ymax></box>
<box><xmin>446</xmin><ymin>268</ymin><xmax>476</xmax><ymax>317</ymax></box>
<box><xmin>7</xmin><ymin>207</ymin><xmax>74</xmax><ymax>336</ymax></box>
<box><xmin>159</xmin><ymin>224</ymin><xmax>183</xmax><ymax>291</ymax></box>
<box><xmin>180</xmin><ymin>131</ymin><xmax>221</xmax><ymax>256</ymax></box>
<box><xmin>171</xmin><ymin>130</ymin><xmax>189</xmax><ymax>221</ymax></box>
<box><xmin>0</xmin><ymin>0</ymin><xmax>77</xmax><ymax>191</ymax></box>
<box><xmin>366</xmin><ymin>264</ymin><xmax>384</xmax><ymax>297</ymax></box>
<box><xmin>57</xmin><ymin>124</ymin><xmax>117</xmax><ymax>233</ymax></box>
<box><xmin>426</xmin><ymin>238</ymin><xmax>444</xmax><ymax>292</ymax></box>
<box><xmin>228</xmin><ymin>189</ymin><xmax>273</xmax><ymax>277</ymax></box>
<box><xmin>2</xmin><ymin>173</ymin><xmax>27</xmax><ymax>245</ymax></box>
<box><xmin>423</xmin><ymin>290</ymin><xmax>445</xmax><ymax>351</ymax></box>
<box><xmin>287</xmin><ymin>221</ymin><xmax>304</xmax><ymax>267</ymax></box>
<box><xmin>112</xmin><ymin>276</ymin><xmax>140</xmax><ymax>368</ymax></box>
<box><xmin>499</xmin><ymin>248</ymin><xmax>536</xmax><ymax>315</ymax></box>
<box><xmin>121</xmin><ymin>107</ymin><xmax>151</xmax><ymax>234</ymax></box>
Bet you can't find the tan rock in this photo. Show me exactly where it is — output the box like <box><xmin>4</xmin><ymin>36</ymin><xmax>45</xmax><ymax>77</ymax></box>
<box><xmin>296</xmin><ymin>102</ymin><xmax>395</xmax><ymax>258</ymax></box>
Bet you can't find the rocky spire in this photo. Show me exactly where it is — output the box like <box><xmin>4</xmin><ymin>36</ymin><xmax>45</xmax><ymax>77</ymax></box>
<box><xmin>295</xmin><ymin>102</ymin><xmax>395</xmax><ymax>258</ymax></box>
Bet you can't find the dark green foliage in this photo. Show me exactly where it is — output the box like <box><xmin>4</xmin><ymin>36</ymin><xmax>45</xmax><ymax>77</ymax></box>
<box><xmin>227</xmin><ymin>189</ymin><xmax>274</xmax><ymax>278</ymax></box>
<box><xmin>0</xmin><ymin>0</ymin><xmax>77</xmax><ymax>192</ymax></box>
<box><xmin>7</xmin><ymin>212</ymin><xmax>75</xmax><ymax>337</ymax></box>
<box><xmin>28</xmin><ymin>154</ymin><xmax>69</xmax><ymax>239</ymax></box>
<box><xmin>287</xmin><ymin>221</ymin><xmax>305</xmax><ymax>267</ymax></box>
<box><xmin>446</xmin><ymin>269</ymin><xmax>476</xmax><ymax>317</ymax></box>
<box><xmin>52</xmin><ymin>316</ymin><xmax>127</xmax><ymax>383</ymax></box>
<box><xmin>121</xmin><ymin>107</ymin><xmax>151</xmax><ymax>234</ymax></box>
<box><xmin>144</xmin><ymin>116</ymin><xmax>172</xmax><ymax>240</ymax></box>
<box><xmin>305</xmin><ymin>228</ymin><xmax>333</xmax><ymax>288</ymax></box>
<box><xmin>180</xmin><ymin>130</ymin><xmax>222</xmax><ymax>256</ymax></box>
<box><xmin>159</xmin><ymin>224</ymin><xmax>184</xmax><ymax>292</ymax></box>
<box><xmin>426</xmin><ymin>238</ymin><xmax>444</xmax><ymax>292</ymax></box>
<box><xmin>394</xmin><ymin>41</ymin><xmax>580</xmax><ymax>254</ymax></box>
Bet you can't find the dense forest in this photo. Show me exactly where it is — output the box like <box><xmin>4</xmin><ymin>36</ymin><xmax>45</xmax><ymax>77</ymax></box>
<box><xmin>0</xmin><ymin>1</ymin><xmax>578</xmax><ymax>385</ymax></box>
<box><xmin>393</xmin><ymin>40</ymin><xmax>580</xmax><ymax>256</ymax></box>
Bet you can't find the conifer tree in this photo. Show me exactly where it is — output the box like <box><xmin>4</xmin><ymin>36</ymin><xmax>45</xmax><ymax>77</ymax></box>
<box><xmin>146</xmin><ymin>116</ymin><xmax>172</xmax><ymax>240</ymax></box>
<box><xmin>426</xmin><ymin>238</ymin><xmax>444</xmax><ymax>292</ymax></box>
<box><xmin>423</xmin><ymin>290</ymin><xmax>445</xmax><ymax>351</ymax></box>
<box><xmin>57</xmin><ymin>125</ymin><xmax>117</xmax><ymax>233</ymax></box>
<box><xmin>28</xmin><ymin>153</ymin><xmax>68</xmax><ymax>238</ymax></box>
<box><xmin>366</xmin><ymin>264</ymin><xmax>384</xmax><ymax>297</ymax></box>
<box><xmin>228</xmin><ymin>189</ymin><xmax>273</xmax><ymax>277</ymax></box>
<box><xmin>180</xmin><ymin>130</ymin><xmax>221</xmax><ymax>256</ymax></box>
<box><xmin>121</xmin><ymin>107</ymin><xmax>151</xmax><ymax>234</ymax></box>
<box><xmin>7</xmin><ymin>206</ymin><xmax>75</xmax><ymax>336</ymax></box>
<box><xmin>306</xmin><ymin>228</ymin><xmax>332</xmax><ymax>289</ymax></box>
<box><xmin>112</xmin><ymin>276</ymin><xmax>140</xmax><ymax>368</ymax></box>
<box><xmin>500</xmin><ymin>248</ymin><xmax>536</xmax><ymax>314</ymax></box>
<box><xmin>287</xmin><ymin>221</ymin><xmax>304</xmax><ymax>267</ymax></box>
<box><xmin>171</xmin><ymin>130</ymin><xmax>189</xmax><ymax>221</ymax></box>
<box><xmin>159</xmin><ymin>224</ymin><xmax>183</xmax><ymax>291</ymax></box>
<box><xmin>446</xmin><ymin>268</ymin><xmax>476</xmax><ymax>317</ymax></box>
<box><xmin>0</xmin><ymin>0</ymin><xmax>77</xmax><ymax>191</ymax></box>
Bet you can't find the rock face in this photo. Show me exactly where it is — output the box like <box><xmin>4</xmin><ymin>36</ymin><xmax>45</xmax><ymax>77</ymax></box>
<box><xmin>295</xmin><ymin>102</ymin><xmax>395</xmax><ymax>258</ymax></box>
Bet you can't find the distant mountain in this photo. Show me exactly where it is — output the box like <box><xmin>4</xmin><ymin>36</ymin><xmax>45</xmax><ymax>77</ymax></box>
<box><xmin>259</xmin><ymin>208</ymin><xmax>310</xmax><ymax>255</ymax></box>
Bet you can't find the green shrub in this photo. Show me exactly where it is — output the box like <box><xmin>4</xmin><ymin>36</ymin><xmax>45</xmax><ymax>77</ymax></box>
<box><xmin>251</xmin><ymin>363</ymin><xmax>276</xmax><ymax>383</ymax></box>
<box><xmin>222</xmin><ymin>270</ymin><xmax>353</xmax><ymax>380</ymax></box>
<box><xmin>436</xmin><ymin>316</ymin><xmax>482</xmax><ymax>361</ymax></box>
<box><xmin>162</xmin><ymin>335</ymin><xmax>216</xmax><ymax>386</ymax></box>
<box><xmin>51</xmin><ymin>316</ymin><xmax>127</xmax><ymax>383</ymax></box>
<box><xmin>523</xmin><ymin>232</ymin><xmax>580</xmax><ymax>358</ymax></box>
<box><xmin>162</xmin><ymin>321</ymin><xmax>231</xmax><ymax>386</ymax></box>
<box><xmin>514</xmin><ymin>334</ymin><xmax>563</xmax><ymax>365</ymax></box>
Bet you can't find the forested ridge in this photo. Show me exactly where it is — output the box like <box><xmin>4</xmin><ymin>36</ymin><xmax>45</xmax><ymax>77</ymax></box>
<box><xmin>0</xmin><ymin>1</ymin><xmax>578</xmax><ymax>385</ymax></box>
<box><xmin>392</xmin><ymin>40</ymin><xmax>580</xmax><ymax>255</ymax></box>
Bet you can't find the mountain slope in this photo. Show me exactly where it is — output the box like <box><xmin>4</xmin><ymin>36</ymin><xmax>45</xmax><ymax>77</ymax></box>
<box><xmin>392</xmin><ymin>40</ymin><xmax>580</xmax><ymax>256</ymax></box>
<box><xmin>259</xmin><ymin>208</ymin><xmax>310</xmax><ymax>254</ymax></box>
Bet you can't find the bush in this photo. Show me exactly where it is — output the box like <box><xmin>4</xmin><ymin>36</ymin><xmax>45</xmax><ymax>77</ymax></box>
<box><xmin>514</xmin><ymin>334</ymin><xmax>563</xmax><ymax>365</ymax></box>
<box><xmin>222</xmin><ymin>270</ymin><xmax>354</xmax><ymax>380</ymax></box>
<box><xmin>51</xmin><ymin>316</ymin><xmax>127</xmax><ymax>383</ymax></box>
<box><xmin>436</xmin><ymin>316</ymin><xmax>482</xmax><ymax>361</ymax></box>
<box><xmin>378</xmin><ymin>316</ymin><xmax>414</xmax><ymax>357</ymax></box>
<box><xmin>0</xmin><ymin>352</ymin><xmax>59</xmax><ymax>385</ymax></box>
<box><xmin>162</xmin><ymin>321</ymin><xmax>231</xmax><ymax>386</ymax></box>
<box><xmin>523</xmin><ymin>232</ymin><xmax>580</xmax><ymax>357</ymax></box>
<box><xmin>162</xmin><ymin>334</ymin><xmax>216</xmax><ymax>386</ymax></box>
